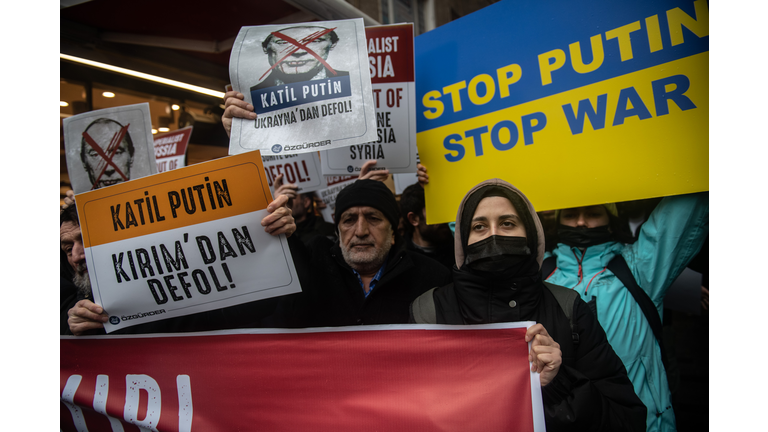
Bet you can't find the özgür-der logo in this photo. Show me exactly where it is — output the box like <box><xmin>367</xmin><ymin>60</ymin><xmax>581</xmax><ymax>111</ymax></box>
<box><xmin>109</xmin><ymin>316</ymin><xmax>120</xmax><ymax>325</ymax></box>
<box><xmin>272</xmin><ymin>144</ymin><xmax>283</xmax><ymax>153</ymax></box>
<box><xmin>347</xmin><ymin>165</ymin><xmax>354</xmax><ymax>173</ymax></box>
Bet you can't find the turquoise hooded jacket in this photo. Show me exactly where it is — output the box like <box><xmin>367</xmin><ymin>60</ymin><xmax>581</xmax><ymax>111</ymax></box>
<box><xmin>544</xmin><ymin>193</ymin><xmax>708</xmax><ymax>432</ymax></box>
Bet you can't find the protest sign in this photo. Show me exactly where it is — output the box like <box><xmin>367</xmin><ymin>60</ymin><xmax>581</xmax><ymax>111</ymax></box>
<box><xmin>61</xmin><ymin>323</ymin><xmax>545</xmax><ymax>432</ymax></box>
<box><xmin>317</xmin><ymin>175</ymin><xmax>357</xmax><ymax>223</ymax></box>
<box><xmin>74</xmin><ymin>151</ymin><xmax>301</xmax><ymax>332</ymax></box>
<box><xmin>228</xmin><ymin>19</ymin><xmax>377</xmax><ymax>156</ymax></box>
<box><xmin>394</xmin><ymin>172</ymin><xmax>419</xmax><ymax>195</ymax></box>
<box><xmin>153</xmin><ymin>126</ymin><xmax>192</xmax><ymax>173</ymax></box>
<box><xmin>320</xmin><ymin>23</ymin><xmax>418</xmax><ymax>175</ymax></box>
<box><xmin>262</xmin><ymin>151</ymin><xmax>324</xmax><ymax>193</ymax></box>
<box><xmin>63</xmin><ymin>103</ymin><xmax>158</xmax><ymax>194</ymax></box>
<box><xmin>415</xmin><ymin>0</ymin><xmax>709</xmax><ymax>223</ymax></box>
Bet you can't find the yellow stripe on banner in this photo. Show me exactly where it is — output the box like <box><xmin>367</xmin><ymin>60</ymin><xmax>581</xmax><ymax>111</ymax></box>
<box><xmin>77</xmin><ymin>151</ymin><xmax>273</xmax><ymax>248</ymax></box>
<box><xmin>418</xmin><ymin>52</ymin><xmax>709</xmax><ymax>224</ymax></box>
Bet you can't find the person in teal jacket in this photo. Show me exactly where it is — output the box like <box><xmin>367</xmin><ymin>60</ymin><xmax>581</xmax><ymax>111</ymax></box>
<box><xmin>543</xmin><ymin>192</ymin><xmax>708</xmax><ymax>432</ymax></box>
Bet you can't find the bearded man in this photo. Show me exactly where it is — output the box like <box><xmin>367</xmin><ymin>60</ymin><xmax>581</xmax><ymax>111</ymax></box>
<box><xmin>60</xmin><ymin>205</ymin><xmax>103</xmax><ymax>335</ymax></box>
<box><xmin>269</xmin><ymin>179</ymin><xmax>451</xmax><ymax>327</ymax></box>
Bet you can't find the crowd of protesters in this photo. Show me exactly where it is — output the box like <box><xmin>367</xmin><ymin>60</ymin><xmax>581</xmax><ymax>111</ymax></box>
<box><xmin>60</xmin><ymin>90</ymin><xmax>709</xmax><ymax>432</ymax></box>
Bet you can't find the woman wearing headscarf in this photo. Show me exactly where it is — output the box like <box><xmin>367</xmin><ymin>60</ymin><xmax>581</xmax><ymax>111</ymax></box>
<box><xmin>410</xmin><ymin>178</ymin><xmax>646</xmax><ymax>432</ymax></box>
<box><xmin>544</xmin><ymin>193</ymin><xmax>708</xmax><ymax>432</ymax></box>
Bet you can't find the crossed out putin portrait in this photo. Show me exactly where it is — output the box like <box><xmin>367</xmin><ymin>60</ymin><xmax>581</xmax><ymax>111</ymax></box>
<box><xmin>80</xmin><ymin>118</ymin><xmax>135</xmax><ymax>190</ymax></box>
<box><xmin>251</xmin><ymin>25</ymin><xmax>349</xmax><ymax>91</ymax></box>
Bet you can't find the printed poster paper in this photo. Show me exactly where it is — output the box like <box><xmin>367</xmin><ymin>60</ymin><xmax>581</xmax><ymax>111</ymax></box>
<box><xmin>63</xmin><ymin>103</ymin><xmax>158</xmax><ymax>194</ymax></box>
<box><xmin>321</xmin><ymin>23</ymin><xmax>418</xmax><ymax>175</ymax></box>
<box><xmin>262</xmin><ymin>151</ymin><xmax>324</xmax><ymax>193</ymax></box>
<box><xmin>228</xmin><ymin>19</ymin><xmax>377</xmax><ymax>156</ymax></box>
<box><xmin>153</xmin><ymin>126</ymin><xmax>192</xmax><ymax>173</ymax></box>
<box><xmin>394</xmin><ymin>172</ymin><xmax>420</xmax><ymax>195</ymax></box>
<box><xmin>415</xmin><ymin>0</ymin><xmax>709</xmax><ymax>223</ymax></box>
<box><xmin>74</xmin><ymin>151</ymin><xmax>301</xmax><ymax>332</ymax></box>
<box><xmin>317</xmin><ymin>175</ymin><xmax>357</xmax><ymax>223</ymax></box>
<box><xmin>61</xmin><ymin>323</ymin><xmax>545</xmax><ymax>432</ymax></box>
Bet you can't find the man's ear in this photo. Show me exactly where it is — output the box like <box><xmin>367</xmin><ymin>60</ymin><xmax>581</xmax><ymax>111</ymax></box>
<box><xmin>407</xmin><ymin>211</ymin><xmax>420</xmax><ymax>227</ymax></box>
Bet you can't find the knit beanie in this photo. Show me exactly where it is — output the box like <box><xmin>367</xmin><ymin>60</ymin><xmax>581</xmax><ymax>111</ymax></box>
<box><xmin>334</xmin><ymin>179</ymin><xmax>400</xmax><ymax>229</ymax></box>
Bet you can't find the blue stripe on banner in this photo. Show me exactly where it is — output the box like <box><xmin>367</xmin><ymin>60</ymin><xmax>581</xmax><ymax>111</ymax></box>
<box><xmin>414</xmin><ymin>0</ymin><xmax>709</xmax><ymax>132</ymax></box>
<box><xmin>252</xmin><ymin>75</ymin><xmax>353</xmax><ymax>114</ymax></box>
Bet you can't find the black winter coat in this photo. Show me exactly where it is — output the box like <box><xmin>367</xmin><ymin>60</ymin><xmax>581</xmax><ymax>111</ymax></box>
<box><xmin>411</xmin><ymin>178</ymin><xmax>646</xmax><ymax>432</ymax></box>
<box><xmin>427</xmin><ymin>268</ymin><xmax>647</xmax><ymax>432</ymax></box>
<box><xmin>269</xmin><ymin>235</ymin><xmax>452</xmax><ymax>327</ymax></box>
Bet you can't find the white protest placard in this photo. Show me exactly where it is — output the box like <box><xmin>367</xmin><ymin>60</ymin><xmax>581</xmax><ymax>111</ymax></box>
<box><xmin>321</xmin><ymin>24</ymin><xmax>417</xmax><ymax>175</ymax></box>
<box><xmin>262</xmin><ymin>151</ymin><xmax>324</xmax><ymax>193</ymax></box>
<box><xmin>63</xmin><ymin>103</ymin><xmax>158</xmax><ymax>194</ymax></box>
<box><xmin>75</xmin><ymin>151</ymin><xmax>301</xmax><ymax>332</ymax></box>
<box><xmin>153</xmin><ymin>126</ymin><xmax>192</xmax><ymax>173</ymax></box>
<box><xmin>317</xmin><ymin>175</ymin><xmax>357</xmax><ymax>223</ymax></box>
<box><xmin>394</xmin><ymin>172</ymin><xmax>419</xmax><ymax>195</ymax></box>
<box><xmin>228</xmin><ymin>19</ymin><xmax>377</xmax><ymax>156</ymax></box>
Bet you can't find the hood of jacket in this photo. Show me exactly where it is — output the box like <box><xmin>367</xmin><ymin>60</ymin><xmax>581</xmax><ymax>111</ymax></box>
<box><xmin>453</xmin><ymin>178</ymin><xmax>545</xmax><ymax>271</ymax></box>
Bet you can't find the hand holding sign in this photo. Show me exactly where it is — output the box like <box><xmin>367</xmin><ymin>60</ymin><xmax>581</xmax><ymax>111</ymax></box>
<box><xmin>223</xmin><ymin>90</ymin><xmax>257</xmax><ymax>138</ymax></box>
<box><xmin>526</xmin><ymin>323</ymin><xmax>562</xmax><ymax>387</ymax></box>
<box><xmin>416</xmin><ymin>163</ymin><xmax>429</xmax><ymax>187</ymax></box>
<box><xmin>67</xmin><ymin>299</ymin><xmax>109</xmax><ymax>335</ymax></box>
<box><xmin>261</xmin><ymin>194</ymin><xmax>296</xmax><ymax>237</ymax></box>
<box><xmin>60</xmin><ymin>190</ymin><xmax>76</xmax><ymax>213</ymax></box>
<box><xmin>66</xmin><ymin>192</ymin><xmax>297</xmax><ymax>336</ymax></box>
<box><xmin>273</xmin><ymin>173</ymin><xmax>299</xmax><ymax>201</ymax></box>
<box><xmin>358</xmin><ymin>160</ymin><xmax>390</xmax><ymax>182</ymax></box>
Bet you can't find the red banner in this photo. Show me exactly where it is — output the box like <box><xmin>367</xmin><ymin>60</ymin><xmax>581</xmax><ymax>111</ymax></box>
<box><xmin>152</xmin><ymin>126</ymin><xmax>191</xmax><ymax>173</ymax></box>
<box><xmin>61</xmin><ymin>324</ymin><xmax>543</xmax><ymax>432</ymax></box>
<box><xmin>366</xmin><ymin>24</ymin><xmax>414</xmax><ymax>84</ymax></box>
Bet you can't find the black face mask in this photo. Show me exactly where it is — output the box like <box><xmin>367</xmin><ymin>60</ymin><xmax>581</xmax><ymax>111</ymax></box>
<box><xmin>557</xmin><ymin>224</ymin><xmax>613</xmax><ymax>248</ymax></box>
<box><xmin>464</xmin><ymin>236</ymin><xmax>530</xmax><ymax>273</ymax></box>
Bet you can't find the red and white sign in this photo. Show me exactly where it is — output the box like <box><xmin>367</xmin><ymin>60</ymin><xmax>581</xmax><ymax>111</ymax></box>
<box><xmin>61</xmin><ymin>323</ymin><xmax>545</xmax><ymax>432</ymax></box>
<box><xmin>321</xmin><ymin>24</ymin><xmax>418</xmax><ymax>174</ymax></box>
<box><xmin>153</xmin><ymin>126</ymin><xmax>192</xmax><ymax>173</ymax></box>
<box><xmin>262</xmin><ymin>151</ymin><xmax>324</xmax><ymax>193</ymax></box>
<box><xmin>317</xmin><ymin>175</ymin><xmax>357</xmax><ymax>223</ymax></box>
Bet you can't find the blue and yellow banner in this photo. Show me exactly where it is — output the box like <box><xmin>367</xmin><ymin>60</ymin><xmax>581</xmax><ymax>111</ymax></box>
<box><xmin>415</xmin><ymin>0</ymin><xmax>708</xmax><ymax>223</ymax></box>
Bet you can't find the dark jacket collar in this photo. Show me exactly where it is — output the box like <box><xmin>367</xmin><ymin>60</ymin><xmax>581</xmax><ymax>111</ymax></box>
<box><xmin>451</xmin><ymin>258</ymin><xmax>543</xmax><ymax>324</ymax></box>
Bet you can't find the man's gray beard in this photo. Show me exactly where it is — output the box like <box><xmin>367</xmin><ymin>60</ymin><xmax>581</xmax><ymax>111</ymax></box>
<box><xmin>340</xmin><ymin>239</ymin><xmax>392</xmax><ymax>275</ymax></box>
<box><xmin>72</xmin><ymin>263</ymin><xmax>92</xmax><ymax>298</ymax></box>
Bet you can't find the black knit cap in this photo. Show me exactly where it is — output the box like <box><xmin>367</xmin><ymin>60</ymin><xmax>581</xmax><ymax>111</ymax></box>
<box><xmin>334</xmin><ymin>179</ymin><xmax>400</xmax><ymax>230</ymax></box>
